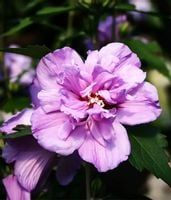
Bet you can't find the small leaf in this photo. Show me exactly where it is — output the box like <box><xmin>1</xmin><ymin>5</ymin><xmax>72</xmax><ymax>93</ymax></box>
<box><xmin>0</xmin><ymin>18</ymin><xmax>33</xmax><ymax>37</ymax></box>
<box><xmin>0</xmin><ymin>45</ymin><xmax>51</xmax><ymax>58</ymax></box>
<box><xmin>124</xmin><ymin>39</ymin><xmax>171</xmax><ymax>80</ymax></box>
<box><xmin>36</xmin><ymin>6</ymin><xmax>74</xmax><ymax>15</ymax></box>
<box><xmin>115</xmin><ymin>3</ymin><xmax>135</xmax><ymax>11</ymax></box>
<box><xmin>0</xmin><ymin>125</ymin><xmax>31</xmax><ymax>139</ymax></box>
<box><xmin>128</xmin><ymin>125</ymin><xmax>171</xmax><ymax>186</ymax></box>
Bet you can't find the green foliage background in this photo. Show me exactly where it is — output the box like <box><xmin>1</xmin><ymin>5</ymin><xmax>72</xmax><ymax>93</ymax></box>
<box><xmin>0</xmin><ymin>0</ymin><xmax>171</xmax><ymax>199</ymax></box>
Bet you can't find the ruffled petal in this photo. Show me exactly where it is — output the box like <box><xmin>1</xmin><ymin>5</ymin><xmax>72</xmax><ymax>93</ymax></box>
<box><xmin>84</xmin><ymin>43</ymin><xmax>140</xmax><ymax>78</ymax></box>
<box><xmin>2</xmin><ymin>136</ymin><xmax>55</xmax><ymax>192</ymax></box>
<box><xmin>78</xmin><ymin>121</ymin><xmax>130</xmax><ymax>172</ymax></box>
<box><xmin>113</xmin><ymin>64</ymin><xmax>146</xmax><ymax>91</ymax></box>
<box><xmin>3</xmin><ymin>175</ymin><xmax>31</xmax><ymax>200</ymax></box>
<box><xmin>0</xmin><ymin>108</ymin><xmax>33</xmax><ymax>134</ymax></box>
<box><xmin>92</xmin><ymin>67</ymin><xmax>115</xmax><ymax>91</ymax></box>
<box><xmin>117</xmin><ymin>82</ymin><xmax>162</xmax><ymax>125</ymax></box>
<box><xmin>60</xmin><ymin>89</ymin><xmax>88</xmax><ymax>119</ymax></box>
<box><xmin>56</xmin><ymin>152</ymin><xmax>81</xmax><ymax>186</ymax></box>
<box><xmin>60</xmin><ymin>68</ymin><xmax>87</xmax><ymax>95</ymax></box>
<box><xmin>99</xmin><ymin>42</ymin><xmax>141</xmax><ymax>70</ymax></box>
<box><xmin>89</xmin><ymin>118</ymin><xmax>114</xmax><ymax>147</ymax></box>
<box><xmin>36</xmin><ymin>47</ymin><xmax>83</xmax><ymax>90</ymax></box>
<box><xmin>32</xmin><ymin>108</ymin><xmax>86</xmax><ymax>155</ymax></box>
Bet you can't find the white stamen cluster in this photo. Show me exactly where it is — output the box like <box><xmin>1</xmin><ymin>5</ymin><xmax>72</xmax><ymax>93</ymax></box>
<box><xmin>87</xmin><ymin>93</ymin><xmax>105</xmax><ymax>107</ymax></box>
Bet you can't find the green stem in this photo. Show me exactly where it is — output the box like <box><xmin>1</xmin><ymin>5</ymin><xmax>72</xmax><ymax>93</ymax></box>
<box><xmin>67</xmin><ymin>0</ymin><xmax>75</xmax><ymax>41</ymax></box>
<box><xmin>85</xmin><ymin>164</ymin><xmax>91</xmax><ymax>200</ymax></box>
<box><xmin>1</xmin><ymin>0</ymin><xmax>10</xmax><ymax>98</ymax></box>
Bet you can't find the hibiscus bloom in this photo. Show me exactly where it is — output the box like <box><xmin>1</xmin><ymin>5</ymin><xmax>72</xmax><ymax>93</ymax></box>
<box><xmin>1</xmin><ymin>109</ymin><xmax>81</xmax><ymax>199</ymax></box>
<box><xmin>98</xmin><ymin>15</ymin><xmax>127</xmax><ymax>42</ymax></box>
<box><xmin>30</xmin><ymin>42</ymin><xmax>161</xmax><ymax>172</ymax></box>
<box><xmin>85</xmin><ymin>15</ymin><xmax>127</xmax><ymax>49</ymax></box>
<box><xmin>4</xmin><ymin>45</ymin><xmax>35</xmax><ymax>85</ymax></box>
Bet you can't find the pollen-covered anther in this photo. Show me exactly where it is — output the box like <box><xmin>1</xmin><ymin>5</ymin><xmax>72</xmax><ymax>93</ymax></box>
<box><xmin>87</xmin><ymin>93</ymin><xmax>105</xmax><ymax>107</ymax></box>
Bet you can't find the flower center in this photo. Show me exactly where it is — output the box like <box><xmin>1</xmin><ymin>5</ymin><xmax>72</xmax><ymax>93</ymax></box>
<box><xmin>87</xmin><ymin>93</ymin><xmax>105</xmax><ymax>108</ymax></box>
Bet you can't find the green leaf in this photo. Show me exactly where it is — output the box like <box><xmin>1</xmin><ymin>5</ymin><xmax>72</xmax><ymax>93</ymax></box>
<box><xmin>2</xmin><ymin>97</ymin><xmax>30</xmax><ymax>113</ymax></box>
<box><xmin>115</xmin><ymin>3</ymin><xmax>135</xmax><ymax>11</ymax></box>
<box><xmin>0</xmin><ymin>45</ymin><xmax>51</xmax><ymax>58</ymax></box>
<box><xmin>124</xmin><ymin>39</ymin><xmax>171</xmax><ymax>80</ymax></box>
<box><xmin>128</xmin><ymin>125</ymin><xmax>171</xmax><ymax>186</ymax></box>
<box><xmin>0</xmin><ymin>125</ymin><xmax>31</xmax><ymax>139</ymax></box>
<box><xmin>0</xmin><ymin>18</ymin><xmax>33</xmax><ymax>37</ymax></box>
<box><xmin>36</xmin><ymin>6</ymin><xmax>74</xmax><ymax>16</ymax></box>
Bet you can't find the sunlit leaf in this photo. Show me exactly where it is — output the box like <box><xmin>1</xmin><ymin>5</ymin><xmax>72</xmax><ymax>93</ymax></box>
<box><xmin>129</xmin><ymin>125</ymin><xmax>171</xmax><ymax>186</ymax></box>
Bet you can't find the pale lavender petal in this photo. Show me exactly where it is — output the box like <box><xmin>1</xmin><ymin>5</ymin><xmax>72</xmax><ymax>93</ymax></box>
<box><xmin>3</xmin><ymin>175</ymin><xmax>31</xmax><ymax>200</ymax></box>
<box><xmin>38</xmin><ymin>89</ymin><xmax>61</xmax><ymax>113</ymax></box>
<box><xmin>113</xmin><ymin>64</ymin><xmax>146</xmax><ymax>90</ymax></box>
<box><xmin>0</xmin><ymin>109</ymin><xmax>33</xmax><ymax>134</ymax></box>
<box><xmin>117</xmin><ymin>82</ymin><xmax>162</xmax><ymax>125</ymax></box>
<box><xmin>2</xmin><ymin>136</ymin><xmax>55</xmax><ymax>191</ymax></box>
<box><xmin>99</xmin><ymin>42</ymin><xmax>141</xmax><ymax>70</ymax></box>
<box><xmin>56</xmin><ymin>152</ymin><xmax>81</xmax><ymax>186</ymax></box>
<box><xmin>36</xmin><ymin>47</ymin><xmax>83</xmax><ymax>90</ymax></box>
<box><xmin>78</xmin><ymin>121</ymin><xmax>130</xmax><ymax>172</ymax></box>
<box><xmin>84</xmin><ymin>50</ymin><xmax>99</xmax><ymax>75</ymax></box>
<box><xmin>32</xmin><ymin>108</ymin><xmax>85</xmax><ymax>155</ymax></box>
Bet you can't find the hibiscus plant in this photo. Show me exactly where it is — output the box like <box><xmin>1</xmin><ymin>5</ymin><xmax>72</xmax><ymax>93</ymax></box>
<box><xmin>0</xmin><ymin>0</ymin><xmax>171</xmax><ymax>200</ymax></box>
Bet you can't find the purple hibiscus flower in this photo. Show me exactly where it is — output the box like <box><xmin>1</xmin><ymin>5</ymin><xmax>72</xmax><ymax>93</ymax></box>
<box><xmin>98</xmin><ymin>15</ymin><xmax>127</xmax><ymax>42</ymax></box>
<box><xmin>1</xmin><ymin>109</ymin><xmax>81</xmax><ymax>199</ymax></box>
<box><xmin>30</xmin><ymin>42</ymin><xmax>161</xmax><ymax>172</ymax></box>
<box><xmin>4</xmin><ymin>45</ymin><xmax>35</xmax><ymax>85</ymax></box>
<box><xmin>85</xmin><ymin>15</ymin><xmax>127</xmax><ymax>49</ymax></box>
